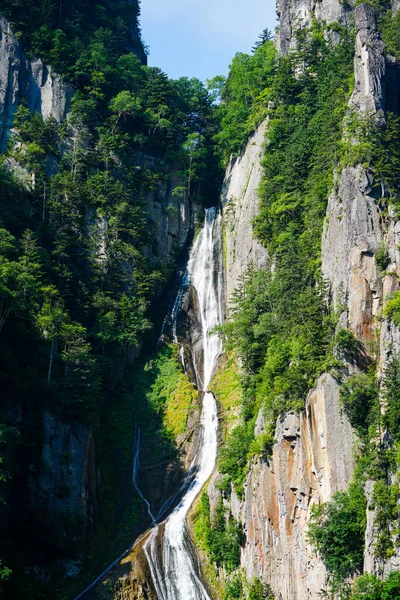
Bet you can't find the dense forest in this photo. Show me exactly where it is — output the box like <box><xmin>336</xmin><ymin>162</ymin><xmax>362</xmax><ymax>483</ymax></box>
<box><xmin>0</xmin><ymin>0</ymin><xmax>222</xmax><ymax>597</ymax></box>
<box><xmin>1</xmin><ymin>0</ymin><xmax>400</xmax><ymax>599</ymax></box>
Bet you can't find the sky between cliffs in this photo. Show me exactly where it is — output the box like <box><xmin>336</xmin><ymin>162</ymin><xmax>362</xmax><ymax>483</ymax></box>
<box><xmin>140</xmin><ymin>0</ymin><xmax>278</xmax><ymax>81</ymax></box>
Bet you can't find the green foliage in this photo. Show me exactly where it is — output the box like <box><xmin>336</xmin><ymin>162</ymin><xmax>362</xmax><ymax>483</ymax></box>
<box><xmin>209</xmin><ymin>356</ymin><xmax>243</xmax><ymax>422</ymax></box>
<box><xmin>254</xmin><ymin>29</ymin><xmax>354</xmax><ymax>256</ymax></box>
<box><xmin>381</xmin><ymin>9</ymin><xmax>400</xmax><ymax>60</ymax></box>
<box><xmin>209</xmin><ymin>41</ymin><xmax>277</xmax><ymax>162</ymax></box>
<box><xmin>339</xmin><ymin>373</ymin><xmax>379</xmax><ymax>436</ymax></box>
<box><xmin>371</xmin><ymin>113</ymin><xmax>400</xmax><ymax>207</ymax></box>
<box><xmin>0</xmin><ymin>561</ymin><xmax>11</xmax><ymax>581</ymax></box>
<box><xmin>222</xmin><ymin>574</ymin><xmax>275</xmax><ymax>600</ymax></box>
<box><xmin>194</xmin><ymin>494</ymin><xmax>244</xmax><ymax>573</ymax></box>
<box><xmin>219</xmin><ymin>420</ymin><xmax>256</xmax><ymax>495</ymax></box>
<box><xmin>308</xmin><ymin>482</ymin><xmax>367</xmax><ymax>585</ymax></box>
<box><xmin>350</xmin><ymin>572</ymin><xmax>400</xmax><ymax>600</ymax></box>
<box><xmin>224</xmin><ymin>573</ymin><xmax>243</xmax><ymax>600</ymax></box>
<box><xmin>384</xmin><ymin>292</ymin><xmax>400</xmax><ymax>328</ymax></box>
<box><xmin>248</xmin><ymin>578</ymin><xmax>275</xmax><ymax>600</ymax></box>
<box><xmin>350</xmin><ymin>574</ymin><xmax>384</xmax><ymax>600</ymax></box>
<box><xmin>383</xmin><ymin>356</ymin><xmax>400</xmax><ymax>441</ymax></box>
<box><xmin>372</xmin><ymin>478</ymin><xmax>400</xmax><ymax>559</ymax></box>
<box><xmin>334</xmin><ymin>328</ymin><xmax>360</xmax><ymax>361</ymax></box>
<box><xmin>375</xmin><ymin>244</ymin><xmax>390</xmax><ymax>272</ymax></box>
<box><xmin>0</xmin><ymin>0</ymin><xmax>145</xmax><ymax>79</ymax></box>
<box><xmin>133</xmin><ymin>344</ymin><xmax>198</xmax><ymax>441</ymax></box>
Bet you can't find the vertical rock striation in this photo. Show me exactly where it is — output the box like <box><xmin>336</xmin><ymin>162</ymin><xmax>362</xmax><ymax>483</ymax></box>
<box><xmin>0</xmin><ymin>16</ymin><xmax>73</xmax><ymax>150</ymax></box>
<box><xmin>228</xmin><ymin>377</ymin><xmax>354</xmax><ymax>600</ymax></box>
<box><xmin>221</xmin><ymin>121</ymin><xmax>269</xmax><ymax>305</ymax></box>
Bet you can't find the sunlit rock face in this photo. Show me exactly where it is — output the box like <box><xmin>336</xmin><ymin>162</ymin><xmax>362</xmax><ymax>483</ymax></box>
<box><xmin>221</xmin><ymin>120</ymin><xmax>269</xmax><ymax>307</ymax></box>
<box><xmin>276</xmin><ymin>0</ymin><xmax>351</xmax><ymax>54</ymax></box>
<box><xmin>227</xmin><ymin>375</ymin><xmax>354</xmax><ymax>600</ymax></box>
<box><xmin>209</xmin><ymin>1</ymin><xmax>400</xmax><ymax>598</ymax></box>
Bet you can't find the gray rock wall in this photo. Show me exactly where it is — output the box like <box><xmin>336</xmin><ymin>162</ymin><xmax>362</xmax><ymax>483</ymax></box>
<box><xmin>222</xmin><ymin>121</ymin><xmax>269</xmax><ymax>307</ymax></box>
<box><xmin>276</xmin><ymin>0</ymin><xmax>351</xmax><ymax>54</ymax></box>
<box><xmin>0</xmin><ymin>16</ymin><xmax>72</xmax><ymax>150</ymax></box>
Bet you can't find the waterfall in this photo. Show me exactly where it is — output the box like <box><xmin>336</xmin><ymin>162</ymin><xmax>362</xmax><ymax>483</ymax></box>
<box><xmin>144</xmin><ymin>206</ymin><xmax>223</xmax><ymax>600</ymax></box>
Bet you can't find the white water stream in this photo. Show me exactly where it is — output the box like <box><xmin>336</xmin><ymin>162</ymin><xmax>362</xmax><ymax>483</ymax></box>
<box><xmin>72</xmin><ymin>208</ymin><xmax>223</xmax><ymax>600</ymax></box>
<box><xmin>144</xmin><ymin>206</ymin><xmax>223</xmax><ymax>600</ymax></box>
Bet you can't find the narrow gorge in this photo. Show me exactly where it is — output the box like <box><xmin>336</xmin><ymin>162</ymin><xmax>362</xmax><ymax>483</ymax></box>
<box><xmin>1</xmin><ymin>0</ymin><xmax>400</xmax><ymax>599</ymax></box>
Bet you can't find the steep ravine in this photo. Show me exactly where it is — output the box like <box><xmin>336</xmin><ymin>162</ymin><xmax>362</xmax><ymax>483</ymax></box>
<box><xmin>88</xmin><ymin>208</ymin><xmax>223</xmax><ymax>600</ymax></box>
<box><xmin>2</xmin><ymin>0</ymin><xmax>400</xmax><ymax>598</ymax></box>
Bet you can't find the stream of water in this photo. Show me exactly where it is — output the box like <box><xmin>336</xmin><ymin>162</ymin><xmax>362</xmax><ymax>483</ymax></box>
<box><xmin>143</xmin><ymin>206</ymin><xmax>223</xmax><ymax>600</ymax></box>
<box><xmin>72</xmin><ymin>207</ymin><xmax>223</xmax><ymax>600</ymax></box>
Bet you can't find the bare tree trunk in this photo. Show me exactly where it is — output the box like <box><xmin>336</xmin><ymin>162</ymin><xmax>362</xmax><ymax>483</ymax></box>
<box><xmin>42</xmin><ymin>182</ymin><xmax>46</xmax><ymax>221</ymax></box>
<box><xmin>47</xmin><ymin>339</ymin><xmax>55</xmax><ymax>383</ymax></box>
<box><xmin>111</xmin><ymin>113</ymin><xmax>121</xmax><ymax>135</ymax></box>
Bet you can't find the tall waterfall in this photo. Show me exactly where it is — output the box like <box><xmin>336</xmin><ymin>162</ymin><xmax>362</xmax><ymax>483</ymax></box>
<box><xmin>144</xmin><ymin>206</ymin><xmax>223</xmax><ymax>600</ymax></box>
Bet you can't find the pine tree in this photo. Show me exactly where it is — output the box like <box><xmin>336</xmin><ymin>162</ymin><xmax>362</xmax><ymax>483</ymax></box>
<box><xmin>252</xmin><ymin>28</ymin><xmax>273</xmax><ymax>52</ymax></box>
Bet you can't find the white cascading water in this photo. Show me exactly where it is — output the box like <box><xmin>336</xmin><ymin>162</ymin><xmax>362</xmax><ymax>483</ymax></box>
<box><xmin>144</xmin><ymin>206</ymin><xmax>223</xmax><ymax>600</ymax></box>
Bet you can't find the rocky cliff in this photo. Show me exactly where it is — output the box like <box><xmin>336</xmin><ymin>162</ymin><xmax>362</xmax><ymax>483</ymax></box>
<box><xmin>210</xmin><ymin>1</ymin><xmax>400</xmax><ymax>598</ymax></box>
<box><xmin>0</xmin><ymin>15</ymin><xmax>72</xmax><ymax>151</ymax></box>
<box><xmin>221</xmin><ymin>121</ymin><xmax>269</xmax><ymax>305</ymax></box>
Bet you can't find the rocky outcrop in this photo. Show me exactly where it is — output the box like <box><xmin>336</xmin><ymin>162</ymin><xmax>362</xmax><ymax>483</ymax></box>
<box><xmin>228</xmin><ymin>375</ymin><xmax>354</xmax><ymax>600</ymax></box>
<box><xmin>349</xmin><ymin>3</ymin><xmax>386</xmax><ymax>120</ymax></box>
<box><xmin>93</xmin><ymin>532</ymin><xmax>158</xmax><ymax>600</ymax></box>
<box><xmin>222</xmin><ymin>121</ymin><xmax>269</xmax><ymax>305</ymax></box>
<box><xmin>143</xmin><ymin>167</ymin><xmax>196</xmax><ymax>268</ymax></box>
<box><xmin>0</xmin><ymin>15</ymin><xmax>73</xmax><ymax>150</ymax></box>
<box><xmin>276</xmin><ymin>0</ymin><xmax>351</xmax><ymax>54</ymax></box>
<box><xmin>322</xmin><ymin>2</ymin><xmax>397</xmax><ymax>351</ymax></box>
<box><xmin>322</xmin><ymin>164</ymin><xmax>384</xmax><ymax>349</ymax></box>
<box><xmin>31</xmin><ymin>412</ymin><xmax>99</xmax><ymax>573</ymax></box>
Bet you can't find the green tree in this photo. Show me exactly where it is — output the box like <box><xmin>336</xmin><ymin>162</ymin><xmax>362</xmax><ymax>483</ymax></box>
<box><xmin>308</xmin><ymin>484</ymin><xmax>367</xmax><ymax>584</ymax></box>
<box><xmin>340</xmin><ymin>374</ymin><xmax>379</xmax><ymax>437</ymax></box>
<box><xmin>36</xmin><ymin>286</ymin><xmax>69</xmax><ymax>382</ymax></box>
<box><xmin>109</xmin><ymin>90</ymin><xmax>142</xmax><ymax>134</ymax></box>
<box><xmin>252</xmin><ymin>27</ymin><xmax>273</xmax><ymax>52</ymax></box>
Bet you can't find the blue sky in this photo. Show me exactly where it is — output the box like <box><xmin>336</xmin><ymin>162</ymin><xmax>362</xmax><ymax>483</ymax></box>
<box><xmin>140</xmin><ymin>0</ymin><xmax>278</xmax><ymax>82</ymax></box>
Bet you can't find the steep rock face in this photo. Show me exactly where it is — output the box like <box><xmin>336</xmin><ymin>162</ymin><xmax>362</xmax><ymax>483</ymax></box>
<box><xmin>0</xmin><ymin>13</ymin><xmax>197</xmax><ymax>583</ymax></box>
<box><xmin>349</xmin><ymin>3</ymin><xmax>385</xmax><ymax>119</ymax></box>
<box><xmin>276</xmin><ymin>0</ymin><xmax>350</xmax><ymax>54</ymax></box>
<box><xmin>31</xmin><ymin>413</ymin><xmax>99</xmax><ymax>565</ymax></box>
<box><xmin>221</xmin><ymin>121</ymin><xmax>269</xmax><ymax>306</ymax></box>
<box><xmin>213</xmin><ymin>2</ymin><xmax>400</xmax><ymax>598</ymax></box>
<box><xmin>322</xmin><ymin>3</ymin><xmax>398</xmax><ymax>350</ymax></box>
<box><xmin>230</xmin><ymin>375</ymin><xmax>354</xmax><ymax>600</ymax></box>
<box><xmin>322</xmin><ymin>164</ymin><xmax>383</xmax><ymax>348</ymax></box>
<box><xmin>0</xmin><ymin>15</ymin><xmax>73</xmax><ymax>150</ymax></box>
<box><xmin>143</xmin><ymin>175</ymin><xmax>194</xmax><ymax>268</ymax></box>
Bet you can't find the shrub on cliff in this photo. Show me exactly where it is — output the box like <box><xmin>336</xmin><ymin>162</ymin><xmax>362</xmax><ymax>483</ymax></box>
<box><xmin>350</xmin><ymin>571</ymin><xmax>400</xmax><ymax>599</ymax></box>
<box><xmin>308</xmin><ymin>483</ymin><xmax>367</xmax><ymax>584</ymax></box>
